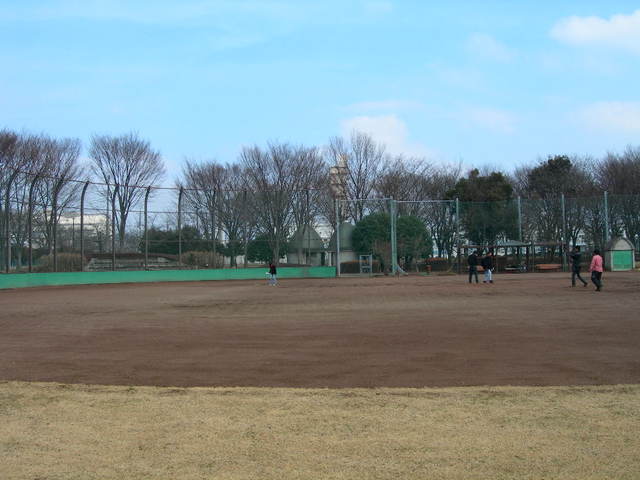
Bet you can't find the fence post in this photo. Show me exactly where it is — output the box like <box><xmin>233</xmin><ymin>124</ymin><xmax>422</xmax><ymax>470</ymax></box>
<box><xmin>79</xmin><ymin>181</ymin><xmax>90</xmax><ymax>272</ymax></box>
<box><xmin>52</xmin><ymin>192</ymin><xmax>58</xmax><ymax>273</ymax></box>
<box><xmin>335</xmin><ymin>198</ymin><xmax>341</xmax><ymax>277</ymax></box>
<box><xmin>561</xmin><ymin>193</ymin><xmax>567</xmax><ymax>272</ymax></box>
<box><xmin>144</xmin><ymin>186</ymin><xmax>151</xmax><ymax>270</ymax></box>
<box><xmin>210</xmin><ymin>191</ymin><xmax>217</xmax><ymax>268</ymax></box>
<box><xmin>389</xmin><ymin>198</ymin><xmax>398</xmax><ymax>275</ymax></box>
<box><xmin>455</xmin><ymin>197</ymin><xmax>460</xmax><ymax>274</ymax></box>
<box><xmin>4</xmin><ymin>171</ymin><xmax>18</xmax><ymax>273</ymax></box>
<box><xmin>178</xmin><ymin>187</ymin><xmax>184</xmax><ymax>266</ymax></box>
<box><xmin>27</xmin><ymin>174</ymin><xmax>41</xmax><ymax>273</ymax></box>
<box><xmin>603</xmin><ymin>191</ymin><xmax>610</xmax><ymax>244</ymax></box>
<box><xmin>306</xmin><ymin>190</ymin><xmax>311</xmax><ymax>265</ymax></box>
<box><xmin>517</xmin><ymin>196</ymin><xmax>522</xmax><ymax>242</ymax></box>
<box><xmin>111</xmin><ymin>184</ymin><xmax>118</xmax><ymax>271</ymax></box>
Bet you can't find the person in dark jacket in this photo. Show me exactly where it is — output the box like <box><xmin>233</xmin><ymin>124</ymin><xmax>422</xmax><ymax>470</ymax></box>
<box><xmin>468</xmin><ymin>250</ymin><xmax>479</xmax><ymax>284</ymax></box>
<box><xmin>569</xmin><ymin>245</ymin><xmax>588</xmax><ymax>287</ymax></box>
<box><xmin>481</xmin><ymin>250</ymin><xmax>494</xmax><ymax>283</ymax></box>
<box><xmin>268</xmin><ymin>262</ymin><xmax>278</xmax><ymax>286</ymax></box>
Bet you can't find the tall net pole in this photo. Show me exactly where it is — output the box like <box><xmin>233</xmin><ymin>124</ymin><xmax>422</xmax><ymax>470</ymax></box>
<box><xmin>517</xmin><ymin>196</ymin><xmax>522</xmax><ymax>242</ymax></box>
<box><xmin>389</xmin><ymin>198</ymin><xmax>398</xmax><ymax>275</ymax></box>
<box><xmin>178</xmin><ymin>187</ymin><xmax>184</xmax><ymax>266</ymax></box>
<box><xmin>111</xmin><ymin>184</ymin><xmax>118</xmax><ymax>271</ymax></box>
<box><xmin>561</xmin><ymin>193</ymin><xmax>567</xmax><ymax>271</ymax></box>
<box><xmin>330</xmin><ymin>155</ymin><xmax>348</xmax><ymax>277</ymax></box>
<box><xmin>144</xmin><ymin>186</ymin><xmax>151</xmax><ymax>270</ymax></box>
<box><xmin>455</xmin><ymin>197</ymin><xmax>461</xmax><ymax>274</ymax></box>
<box><xmin>79</xmin><ymin>181</ymin><xmax>90</xmax><ymax>272</ymax></box>
<box><xmin>335</xmin><ymin>198</ymin><xmax>341</xmax><ymax>277</ymax></box>
<box><xmin>603</xmin><ymin>191</ymin><xmax>610</xmax><ymax>244</ymax></box>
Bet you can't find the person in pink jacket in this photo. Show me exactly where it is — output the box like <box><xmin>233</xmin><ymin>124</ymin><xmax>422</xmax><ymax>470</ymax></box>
<box><xmin>588</xmin><ymin>249</ymin><xmax>604</xmax><ymax>292</ymax></box>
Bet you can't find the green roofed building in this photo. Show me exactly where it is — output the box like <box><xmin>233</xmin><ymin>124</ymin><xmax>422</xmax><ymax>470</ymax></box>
<box><xmin>328</xmin><ymin>222</ymin><xmax>356</xmax><ymax>266</ymax></box>
<box><xmin>604</xmin><ymin>237</ymin><xmax>635</xmax><ymax>271</ymax></box>
<box><xmin>287</xmin><ymin>225</ymin><xmax>326</xmax><ymax>266</ymax></box>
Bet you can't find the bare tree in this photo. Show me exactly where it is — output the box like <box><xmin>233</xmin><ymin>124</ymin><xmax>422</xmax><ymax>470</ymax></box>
<box><xmin>35</xmin><ymin>136</ymin><xmax>84</xmax><ymax>253</ymax></box>
<box><xmin>514</xmin><ymin>155</ymin><xmax>598</xmax><ymax>251</ymax></box>
<box><xmin>326</xmin><ymin>131</ymin><xmax>386</xmax><ymax>222</ymax></box>
<box><xmin>598</xmin><ymin>146</ymin><xmax>640</xmax><ymax>243</ymax></box>
<box><xmin>9</xmin><ymin>134</ymin><xmax>50</xmax><ymax>267</ymax></box>
<box><xmin>179</xmin><ymin>160</ymin><xmax>258</xmax><ymax>267</ymax></box>
<box><xmin>375</xmin><ymin>155</ymin><xmax>432</xmax><ymax>216</ymax></box>
<box><xmin>240</xmin><ymin>142</ymin><xmax>306</xmax><ymax>264</ymax></box>
<box><xmin>0</xmin><ymin>129</ymin><xmax>20</xmax><ymax>187</ymax></box>
<box><xmin>422</xmin><ymin>164</ymin><xmax>461</xmax><ymax>260</ymax></box>
<box><xmin>90</xmin><ymin>132</ymin><xmax>165</xmax><ymax>249</ymax></box>
<box><xmin>216</xmin><ymin>164</ymin><xmax>259</xmax><ymax>267</ymax></box>
<box><xmin>179</xmin><ymin>159</ymin><xmax>224</xmax><ymax>250</ymax></box>
<box><xmin>0</xmin><ymin>130</ymin><xmax>20</xmax><ymax>268</ymax></box>
<box><xmin>290</xmin><ymin>147</ymin><xmax>326</xmax><ymax>264</ymax></box>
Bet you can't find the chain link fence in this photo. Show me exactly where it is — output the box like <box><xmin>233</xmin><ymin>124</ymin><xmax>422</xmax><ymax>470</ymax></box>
<box><xmin>335</xmin><ymin>194</ymin><xmax>638</xmax><ymax>276</ymax></box>
<box><xmin>1</xmin><ymin>171</ymin><xmax>339</xmax><ymax>273</ymax></box>
<box><xmin>2</xmin><ymin>170</ymin><xmax>638</xmax><ymax>274</ymax></box>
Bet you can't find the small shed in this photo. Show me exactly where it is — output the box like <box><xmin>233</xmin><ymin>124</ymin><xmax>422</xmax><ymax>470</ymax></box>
<box><xmin>604</xmin><ymin>237</ymin><xmax>635</xmax><ymax>271</ymax></box>
<box><xmin>287</xmin><ymin>225</ymin><xmax>326</xmax><ymax>266</ymax></box>
<box><xmin>328</xmin><ymin>222</ymin><xmax>357</xmax><ymax>265</ymax></box>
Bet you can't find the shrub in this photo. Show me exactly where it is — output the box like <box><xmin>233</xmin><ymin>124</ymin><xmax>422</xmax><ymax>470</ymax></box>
<box><xmin>423</xmin><ymin>257</ymin><xmax>451</xmax><ymax>272</ymax></box>
<box><xmin>182</xmin><ymin>251</ymin><xmax>225</xmax><ymax>268</ymax></box>
<box><xmin>35</xmin><ymin>253</ymin><xmax>84</xmax><ymax>272</ymax></box>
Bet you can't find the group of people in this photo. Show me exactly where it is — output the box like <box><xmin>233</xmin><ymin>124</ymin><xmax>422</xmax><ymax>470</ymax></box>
<box><xmin>468</xmin><ymin>246</ymin><xmax>605</xmax><ymax>291</ymax></box>
<box><xmin>467</xmin><ymin>250</ymin><xmax>495</xmax><ymax>284</ymax></box>
<box><xmin>570</xmin><ymin>246</ymin><xmax>604</xmax><ymax>292</ymax></box>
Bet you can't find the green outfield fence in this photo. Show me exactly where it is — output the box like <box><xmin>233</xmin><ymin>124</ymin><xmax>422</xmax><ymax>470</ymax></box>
<box><xmin>0</xmin><ymin>266</ymin><xmax>336</xmax><ymax>289</ymax></box>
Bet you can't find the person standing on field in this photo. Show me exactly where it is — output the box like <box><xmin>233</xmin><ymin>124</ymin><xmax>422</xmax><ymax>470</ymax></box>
<box><xmin>468</xmin><ymin>250</ymin><xmax>479</xmax><ymax>284</ymax></box>
<box><xmin>589</xmin><ymin>249</ymin><xmax>604</xmax><ymax>292</ymax></box>
<box><xmin>481</xmin><ymin>250</ymin><xmax>494</xmax><ymax>283</ymax></box>
<box><xmin>569</xmin><ymin>245</ymin><xmax>588</xmax><ymax>287</ymax></box>
<box><xmin>268</xmin><ymin>262</ymin><xmax>278</xmax><ymax>286</ymax></box>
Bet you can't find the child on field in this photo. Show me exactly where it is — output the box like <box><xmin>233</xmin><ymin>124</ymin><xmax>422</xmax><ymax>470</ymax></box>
<box><xmin>570</xmin><ymin>245</ymin><xmax>588</xmax><ymax>287</ymax></box>
<box><xmin>481</xmin><ymin>250</ymin><xmax>494</xmax><ymax>283</ymax></box>
<box><xmin>268</xmin><ymin>262</ymin><xmax>278</xmax><ymax>286</ymax></box>
<box><xmin>467</xmin><ymin>250</ymin><xmax>479</xmax><ymax>284</ymax></box>
<box><xmin>588</xmin><ymin>249</ymin><xmax>603</xmax><ymax>292</ymax></box>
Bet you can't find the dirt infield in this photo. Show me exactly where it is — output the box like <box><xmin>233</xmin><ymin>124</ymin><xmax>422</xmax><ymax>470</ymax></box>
<box><xmin>1</xmin><ymin>272</ymin><xmax>638</xmax><ymax>388</ymax></box>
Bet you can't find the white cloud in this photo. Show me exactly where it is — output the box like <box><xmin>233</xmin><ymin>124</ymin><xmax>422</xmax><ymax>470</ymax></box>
<box><xmin>363</xmin><ymin>1</ymin><xmax>394</xmax><ymax>15</ymax></box>
<box><xmin>344</xmin><ymin>100</ymin><xmax>423</xmax><ymax>113</ymax></box>
<box><xmin>341</xmin><ymin>114</ymin><xmax>432</xmax><ymax>157</ymax></box>
<box><xmin>466</xmin><ymin>33</ymin><xmax>515</xmax><ymax>62</ymax></box>
<box><xmin>430</xmin><ymin>64</ymin><xmax>485</xmax><ymax>91</ymax></box>
<box><xmin>463</xmin><ymin>108</ymin><xmax>516</xmax><ymax>134</ymax></box>
<box><xmin>579</xmin><ymin>101</ymin><xmax>640</xmax><ymax>133</ymax></box>
<box><xmin>550</xmin><ymin>10</ymin><xmax>640</xmax><ymax>54</ymax></box>
<box><xmin>0</xmin><ymin>1</ymin><xmax>293</xmax><ymax>24</ymax></box>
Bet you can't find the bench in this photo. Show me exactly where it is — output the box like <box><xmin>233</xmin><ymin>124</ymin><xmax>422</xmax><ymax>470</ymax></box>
<box><xmin>504</xmin><ymin>265</ymin><xmax>526</xmax><ymax>273</ymax></box>
<box><xmin>535</xmin><ymin>263</ymin><xmax>562</xmax><ymax>272</ymax></box>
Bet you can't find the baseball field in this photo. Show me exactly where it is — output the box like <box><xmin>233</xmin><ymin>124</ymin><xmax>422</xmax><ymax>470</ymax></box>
<box><xmin>1</xmin><ymin>272</ymin><xmax>639</xmax><ymax>478</ymax></box>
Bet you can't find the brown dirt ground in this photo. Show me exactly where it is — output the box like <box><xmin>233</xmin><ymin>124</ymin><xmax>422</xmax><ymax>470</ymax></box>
<box><xmin>0</xmin><ymin>272</ymin><xmax>638</xmax><ymax>388</ymax></box>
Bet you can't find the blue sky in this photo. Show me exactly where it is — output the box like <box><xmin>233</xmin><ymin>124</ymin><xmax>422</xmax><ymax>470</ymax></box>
<box><xmin>2</xmin><ymin>1</ymin><xmax>640</xmax><ymax>182</ymax></box>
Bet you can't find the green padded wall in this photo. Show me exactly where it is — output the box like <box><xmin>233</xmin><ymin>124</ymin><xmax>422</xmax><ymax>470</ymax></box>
<box><xmin>0</xmin><ymin>266</ymin><xmax>336</xmax><ymax>290</ymax></box>
<box><xmin>611</xmin><ymin>251</ymin><xmax>634</xmax><ymax>271</ymax></box>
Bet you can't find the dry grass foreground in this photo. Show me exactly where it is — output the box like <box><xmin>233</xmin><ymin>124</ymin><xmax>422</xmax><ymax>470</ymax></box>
<box><xmin>1</xmin><ymin>382</ymin><xmax>639</xmax><ymax>479</ymax></box>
